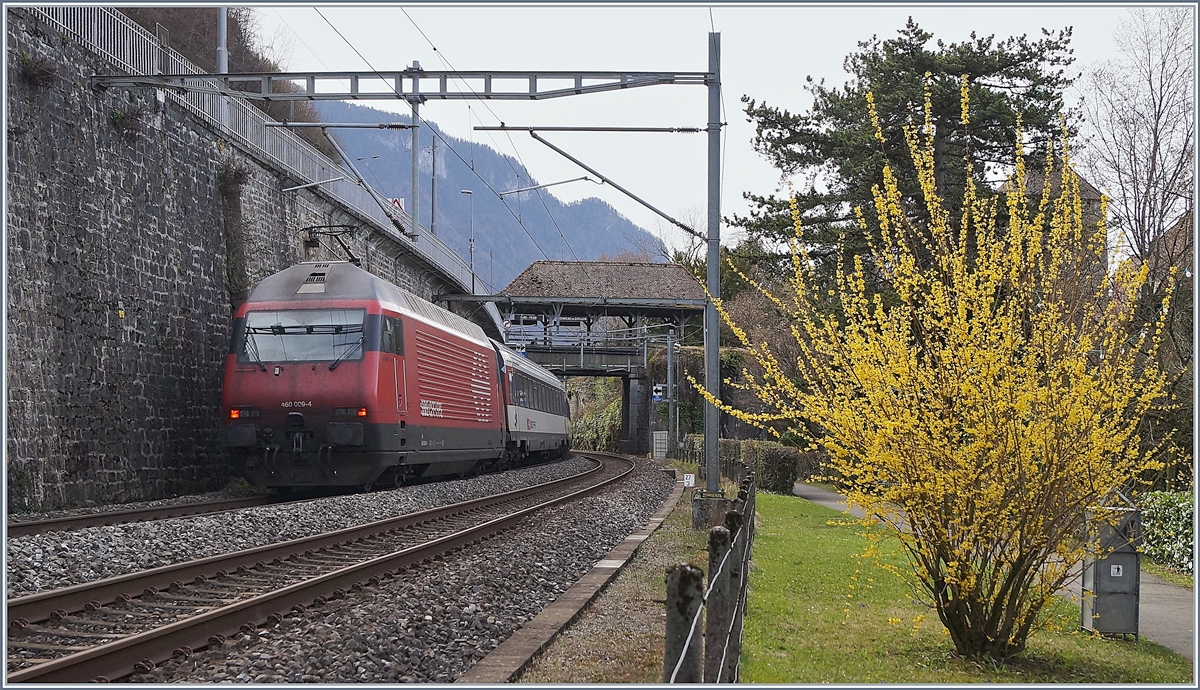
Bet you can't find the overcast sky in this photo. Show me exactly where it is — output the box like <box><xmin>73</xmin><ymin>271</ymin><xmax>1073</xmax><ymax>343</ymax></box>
<box><xmin>251</xmin><ymin>2</ymin><xmax>1147</xmax><ymax>253</ymax></box>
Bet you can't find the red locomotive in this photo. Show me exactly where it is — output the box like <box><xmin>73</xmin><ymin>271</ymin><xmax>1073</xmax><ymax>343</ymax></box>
<box><xmin>220</xmin><ymin>261</ymin><xmax>570</xmax><ymax>490</ymax></box>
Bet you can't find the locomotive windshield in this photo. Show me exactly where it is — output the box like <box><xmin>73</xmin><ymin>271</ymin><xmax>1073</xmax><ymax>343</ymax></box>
<box><xmin>238</xmin><ymin>309</ymin><xmax>366</xmax><ymax>364</ymax></box>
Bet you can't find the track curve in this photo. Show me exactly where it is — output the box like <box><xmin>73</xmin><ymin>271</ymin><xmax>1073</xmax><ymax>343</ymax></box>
<box><xmin>7</xmin><ymin>454</ymin><xmax>632</xmax><ymax>683</ymax></box>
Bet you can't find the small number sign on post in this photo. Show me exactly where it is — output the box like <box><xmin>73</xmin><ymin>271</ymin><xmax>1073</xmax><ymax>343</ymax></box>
<box><xmin>683</xmin><ymin>473</ymin><xmax>695</xmax><ymax>488</ymax></box>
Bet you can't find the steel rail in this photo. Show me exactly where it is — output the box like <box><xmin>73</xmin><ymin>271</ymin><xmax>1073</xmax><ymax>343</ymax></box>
<box><xmin>7</xmin><ymin>458</ymin><xmax>603</xmax><ymax>624</ymax></box>
<box><xmin>6</xmin><ymin>496</ymin><xmax>276</xmax><ymax>539</ymax></box>
<box><xmin>7</xmin><ymin>454</ymin><xmax>631</xmax><ymax>683</ymax></box>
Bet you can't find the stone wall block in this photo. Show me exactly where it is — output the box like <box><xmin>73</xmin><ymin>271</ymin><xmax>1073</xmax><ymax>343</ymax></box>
<box><xmin>6</xmin><ymin>9</ymin><xmax>470</xmax><ymax>511</ymax></box>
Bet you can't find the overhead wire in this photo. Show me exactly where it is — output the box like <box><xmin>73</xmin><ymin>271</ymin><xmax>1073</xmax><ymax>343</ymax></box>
<box><xmin>311</xmin><ymin>7</ymin><xmax>569</xmax><ymax>289</ymax></box>
<box><xmin>398</xmin><ymin>7</ymin><xmax>581</xmax><ymax>262</ymax></box>
<box><xmin>269</xmin><ymin>9</ymin><xmax>335</xmax><ymax>73</ymax></box>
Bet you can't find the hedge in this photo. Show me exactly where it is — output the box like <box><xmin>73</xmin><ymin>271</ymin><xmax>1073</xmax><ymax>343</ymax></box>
<box><xmin>1139</xmin><ymin>491</ymin><xmax>1194</xmax><ymax>573</ymax></box>
<box><xmin>681</xmin><ymin>435</ymin><xmax>820</xmax><ymax>494</ymax></box>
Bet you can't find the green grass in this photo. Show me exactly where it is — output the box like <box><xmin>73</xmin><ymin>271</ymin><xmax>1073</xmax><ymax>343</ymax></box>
<box><xmin>741</xmin><ymin>493</ymin><xmax>1194</xmax><ymax>684</ymax></box>
<box><xmin>1143</xmin><ymin>559</ymin><xmax>1194</xmax><ymax>589</ymax></box>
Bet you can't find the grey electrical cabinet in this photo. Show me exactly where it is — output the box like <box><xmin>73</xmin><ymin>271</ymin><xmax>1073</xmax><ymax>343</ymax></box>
<box><xmin>1081</xmin><ymin>496</ymin><xmax>1141</xmax><ymax>637</ymax></box>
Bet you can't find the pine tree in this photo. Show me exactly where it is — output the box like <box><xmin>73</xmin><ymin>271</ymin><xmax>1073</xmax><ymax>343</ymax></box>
<box><xmin>733</xmin><ymin>18</ymin><xmax>1076</xmax><ymax>290</ymax></box>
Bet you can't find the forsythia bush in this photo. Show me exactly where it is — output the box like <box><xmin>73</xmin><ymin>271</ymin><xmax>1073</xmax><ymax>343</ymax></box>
<box><xmin>704</xmin><ymin>78</ymin><xmax>1175</xmax><ymax>660</ymax></box>
<box><xmin>1140</xmin><ymin>491</ymin><xmax>1194</xmax><ymax>573</ymax></box>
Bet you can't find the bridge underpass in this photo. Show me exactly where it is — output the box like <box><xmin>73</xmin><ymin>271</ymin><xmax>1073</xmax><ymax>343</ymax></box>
<box><xmin>438</xmin><ymin>260</ymin><xmax>706</xmax><ymax>455</ymax></box>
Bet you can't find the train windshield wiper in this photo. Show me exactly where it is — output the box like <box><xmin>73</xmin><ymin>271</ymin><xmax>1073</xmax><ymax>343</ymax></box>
<box><xmin>243</xmin><ymin>330</ymin><xmax>267</xmax><ymax>372</ymax></box>
<box><xmin>250</xmin><ymin>324</ymin><xmax>364</xmax><ymax>335</ymax></box>
<box><xmin>328</xmin><ymin>335</ymin><xmax>364</xmax><ymax>371</ymax></box>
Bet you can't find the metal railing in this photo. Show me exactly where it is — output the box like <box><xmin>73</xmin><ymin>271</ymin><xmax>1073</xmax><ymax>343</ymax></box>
<box><xmin>28</xmin><ymin>6</ymin><xmax>488</xmax><ymax>305</ymax></box>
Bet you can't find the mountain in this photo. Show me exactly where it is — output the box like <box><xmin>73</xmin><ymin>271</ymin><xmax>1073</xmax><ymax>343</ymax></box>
<box><xmin>311</xmin><ymin>101</ymin><xmax>666</xmax><ymax>292</ymax></box>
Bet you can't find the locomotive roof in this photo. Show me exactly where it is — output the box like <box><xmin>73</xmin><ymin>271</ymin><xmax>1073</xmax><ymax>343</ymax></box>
<box><xmin>246</xmin><ymin>262</ymin><xmax>490</xmax><ymax>345</ymax></box>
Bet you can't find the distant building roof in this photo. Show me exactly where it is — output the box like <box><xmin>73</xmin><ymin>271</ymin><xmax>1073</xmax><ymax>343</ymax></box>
<box><xmin>500</xmin><ymin>261</ymin><xmax>706</xmax><ymax>301</ymax></box>
<box><xmin>1001</xmin><ymin>167</ymin><xmax>1103</xmax><ymax>203</ymax></box>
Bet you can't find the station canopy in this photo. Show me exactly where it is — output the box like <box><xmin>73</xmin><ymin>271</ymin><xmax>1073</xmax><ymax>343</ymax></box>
<box><xmin>437</xmin><ymin>260</ymin><xmax>707</xmax><ymax>326</ymax></box>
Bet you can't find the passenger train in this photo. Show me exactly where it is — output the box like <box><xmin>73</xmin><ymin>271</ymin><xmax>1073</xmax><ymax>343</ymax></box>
<box><xmin>219</xmin><ymin>261</ymin><xmax>570</xmax><ymax>490</ymax></box>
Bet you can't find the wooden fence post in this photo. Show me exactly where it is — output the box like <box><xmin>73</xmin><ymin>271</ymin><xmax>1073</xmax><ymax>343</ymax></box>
<box><xmin>663</xmin><ymin>564</ymin><xmax>704</xmax><ymax>683</ymax></box>
<box><xmin>704</xmin><ymin>525</ymin><xmax>732</xmax><ymax>682</ymax></box>
<box><xmin>734</xmin><ymin>478</ymin><xmax>757</xmax><ymax>680</ymax></box>
<box><xmin>722</xmin><ymin>509</ymin><xmax>747</xmax><ymax>682</ymax></box>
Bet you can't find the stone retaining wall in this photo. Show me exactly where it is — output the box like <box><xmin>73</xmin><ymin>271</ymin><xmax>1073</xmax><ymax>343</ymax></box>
<box><xmin>5</xmin><ymin>9</ymin><xmax>448</xmax><ymax>511</ymax></box>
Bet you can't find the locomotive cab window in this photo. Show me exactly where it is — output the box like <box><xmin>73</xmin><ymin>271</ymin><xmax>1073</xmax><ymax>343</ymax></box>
<box><xmin>238</xmin><ymin>309</ymin><xmax>366</xmax><ymax>364</ymax></box>
<box><xmin>381</xmin><ymin>316</ymin><xmax>404</xmax><ymax>355</ymax></box>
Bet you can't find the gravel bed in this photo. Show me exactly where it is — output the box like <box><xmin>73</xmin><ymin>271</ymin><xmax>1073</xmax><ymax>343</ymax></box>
<box><xmin>132</xmin><ymin>457</ymin><xmax>675</xmax><ymax>683</ymax></box>
<box><xmin>6</xmin><ymin>485</ymin><xmax>263</xmax><ymax>525</ymax></box>
<box><xmin>5</xmin><ymin>457</ymin><xmax>597</xmax><ymax>598</ymax></box>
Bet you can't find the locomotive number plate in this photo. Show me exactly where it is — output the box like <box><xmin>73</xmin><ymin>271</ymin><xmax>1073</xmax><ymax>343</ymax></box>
<box><xmin>280</xmin><ymin>401</ymin><xmax>313</xmax><ymax>408</ymax></box>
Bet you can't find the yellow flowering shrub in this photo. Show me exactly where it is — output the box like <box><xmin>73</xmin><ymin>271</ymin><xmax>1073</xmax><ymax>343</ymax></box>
<box><xmin>704</xmin><ymin>80</ymin><xmax>1174</xmax><ymax>660</ymax></box>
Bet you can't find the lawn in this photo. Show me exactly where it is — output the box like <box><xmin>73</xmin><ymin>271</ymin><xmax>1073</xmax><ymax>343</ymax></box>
<box><xmin>741</xmin><ymin>493</ymin><xmax>1194</xmax><ymax>684</ymax></box>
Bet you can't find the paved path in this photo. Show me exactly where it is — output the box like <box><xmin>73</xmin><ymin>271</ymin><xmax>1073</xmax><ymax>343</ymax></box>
<box><xmin>793</xmin><ymin>482</ymin><xmax>1195</xmax><ymax>661</ymax></box>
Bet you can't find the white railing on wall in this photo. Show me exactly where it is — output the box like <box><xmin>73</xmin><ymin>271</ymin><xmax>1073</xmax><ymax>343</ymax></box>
<box><xmin>28</xmin><ymin>5</ymin><xmax>487</xmax><ymax>303</ymax></box>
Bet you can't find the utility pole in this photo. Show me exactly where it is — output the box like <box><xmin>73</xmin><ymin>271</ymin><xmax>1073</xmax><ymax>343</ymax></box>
<box><xmin>216</xmin><ymin>7</ymin><xmax>228</xmax><ymax>74</ymax></box>
<box><xmin>461</xmin><ymin>189</ymin><xmax>475</xmax><ymax>293</ymax></box>
<box><xmin>409</xmin><ymin>61</ymin><xmax>422</xmax><ymax>240</ymax></box>
<box><xmin>430</xmin><ymin>136</ymin><xmax>438</xmax><ymax>236</ymax></box>
<box><xmin>668</xmin><ymin>326</ymin><xmax>676</xmax><ymax>451</ymax></box>
<box><xmin>216</xmin><ymin>7</ymin><xmax>228</xmax><ymax>129</ymax></box>
<box><xmin>704</xmin><ymin>32</ymin><xmax>721</xmax><ymax>494</ymax></box>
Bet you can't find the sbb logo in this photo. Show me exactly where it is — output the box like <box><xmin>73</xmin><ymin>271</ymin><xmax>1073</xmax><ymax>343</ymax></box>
<box><xmin>420</xmin><ymin>399</ymin><xmax>444</xmax><ymax>418</ymax></box>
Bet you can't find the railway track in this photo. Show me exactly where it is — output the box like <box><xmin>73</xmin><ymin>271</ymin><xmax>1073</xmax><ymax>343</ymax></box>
<box><xmin>7</xmin><ymin>453</ymin><xmax>632</xmax><ymax>683</ymax></box>
<box><xmin>6</xmin><ymin>496</ymin><xmax>276</xmax><ymax>539</ymax></box>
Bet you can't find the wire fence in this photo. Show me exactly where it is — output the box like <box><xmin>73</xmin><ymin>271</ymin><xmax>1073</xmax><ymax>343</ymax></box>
<box><xmin>664</xmin><ymin>463</ymin><xmax>757</xmax><ymax>683</ymax></box>
<box><xmin>27</xmin><ymin>5</ymin><xmax>484</xmax><ymax>300</ymax></box>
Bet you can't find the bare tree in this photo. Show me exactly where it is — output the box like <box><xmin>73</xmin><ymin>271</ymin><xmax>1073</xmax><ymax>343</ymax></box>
<box><xmin>1082</xmin><ymin>6</ymin><xmax>1193</xmax><ymax>274</ymax></box>
<box><xmin>1081</xmin><ymin>6</ymin><xmax>1194</xmax><ymax>487</ymax></box>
